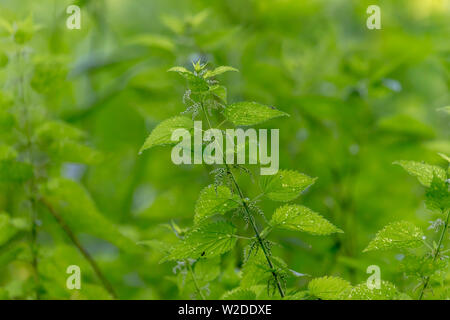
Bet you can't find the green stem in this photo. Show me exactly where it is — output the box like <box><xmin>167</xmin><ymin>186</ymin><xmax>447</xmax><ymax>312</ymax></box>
<box><xmin>40</xmin><ymin>198</ymin><xmax>118</xmax><ymax>299</ymax></box>
<box><xmin>187</xmin><ymin>261</ymin><xmax>206</xmax><ymax>300</ymax></box>
<box><xmin>200</xmin><ymin>101</ymin><xmax>284</xmax><ymax>297</ymax></box>
<box><xmin>418</xmin><ymin>208</ymin><xmax>449</xmax><ymax>300</ymax></box>
<box><xmin>225</xmin><ymin>164</ymin><xmax>285</xmax><ymax>298</ymax></box>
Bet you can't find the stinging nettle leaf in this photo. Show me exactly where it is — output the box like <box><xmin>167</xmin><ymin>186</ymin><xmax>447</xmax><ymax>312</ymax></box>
<box><xmin>223</xmin><ymin>101</ymin><xmax>289</xmax><ymax>126</ymax></box>
<box><xmin>167</xmin><ymin>66</ymin><xmax>193</xmax><ymax>75</ymax></box>
<box><xmin>363</xmin><ymin>221</ymin><xmax>424</xmax><ymax>252</ymax></box>
<box><xmin>204</xmin><ymin>66</ymin><xmax>239</xmax><ymax>79</ymax></box>
<box><xmin>346</xmin><ymin>281</ymin><xmax>402</xmax><ymax>300</ymax></box>
<box><xmin>209</xmin><ymin>85</ymin><xmax>227</xmax><ymax>103</ymax></box>
<box><xmin>261</xmin><ymin>169</ymin><xmax>317</xmax><ymax>202</ymax></box>
<box><xmin>270</xmin><ymin>204</ymin><xmax>343</xmax><ymax>235</ymax></box>
<box><xmin>162</xmin><ymin>221</ymin><xmax>237</xmax><ymax>262</ymax></box>
<box><xmin>394</xmin><ymin>160</ymin><xmax>446</xmax><ymax>187</ymax></box>
<box><xmin>139</xmin><ymin>116</ymin><xmax>193</xmax><ymax>154</ymax></box>
<box><xmin>425</xmin><ymin>175</ymin><xmax>450</xmax><ymax>211</ymax></box>
<box><xmin>308</xmin><ymin>276</ymin><xmax>351</xmax><ymax>300</ymax></box>
<box><xmin>222</xmin><ymin>288</ymin><xmax>256</xmax><ymax>300</ymax></box>
<box><xmin>194</xmin><ymin>185</ymin><xmax>240</xmax><ymax>224</ymax></box>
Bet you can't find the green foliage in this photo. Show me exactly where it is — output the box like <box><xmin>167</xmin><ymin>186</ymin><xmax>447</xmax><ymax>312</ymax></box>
<box><xmin>271</xmin><ymin>204</ymin><xmax>343</xmax><ymax>235</ymax></box>
<box><xmin>261</xmin><ymin>170</ymin><xmax>316</xmax><ymax>202</ymax></box>
<box><xmin>363</xmin><ymin>221</ymin><xmax>424</xmax><ymax>252</ymax></box>
<box><xmin>365</xmin><ymin>160</ymin><xmax>449</xmax><ymax>299</ymax></box>
<box><xmin>222</xmin><ymin>288</ymin><xmax>256</xmax><ymax>300</ymax></box>
<box><xmin>223</xmin><ymin>102</ymin><xmax>289</xmax><ymax>126</ymax></box>
<box><xmin>163</xmin><ymin>221</ymin><xmax>237</xmax><ymax>261</ymax></box>
<box><xmin>393</xmin><ymin>161</ymin><xmax>446</xmax><ymax>187</ymax></box>
<box><xmin>140</xmin><ymin>116</ymin><xmax>194</xmax><ymax>153</ymax></box>
<box><xmin>346</xmin><ymin>281</ymin><xmax>401</xmax><ymax>300</ymax></box>
<box><xmin>41</xmin><ymin>178</ymin><xmax>137</xmax><ymax>252</ymax></box>
<box><xmin>194</xmin><ymin>185</ymin><xmax>240</xmax><ymax>224</ymax></box>
<box><xmin>0</xmin><ymin>0</ymin><xmax>448</xmax><ymax>301</ymax></box>
<box><xmin>307</xmin><ymin>276</ymin><xmax>351</xmax><ymax>300</ymax></box>
<box><xmin>140</xmin><ymin>62</ymin><xmax>341</xmax><ymax>299</ymax></box>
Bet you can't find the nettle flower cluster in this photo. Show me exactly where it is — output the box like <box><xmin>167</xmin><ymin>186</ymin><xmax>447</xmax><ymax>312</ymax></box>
<box><xmin>140</xmin><ymin>61</ymin><xmax>343</xmax><ymax>299</ymax></box>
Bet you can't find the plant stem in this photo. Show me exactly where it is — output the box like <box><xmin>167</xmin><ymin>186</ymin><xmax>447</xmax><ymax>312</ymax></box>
<box><xmin>225</xmin><ymin>163</ymin><xmax>285</xmax><ymax>298</ymax></box>
<box><xmin>40</xmin><ymin>198</ymin><xmax>118</xmax><ymax>299</ymax></box>
<box><xmin>187</xmin><ymin>261</ymin><xmax>206</xmax><ymax>300</ymax></box>
<box><xmin>200</xmin><ymin>101</ymin><xmax>285</xmax><ymax>297</ymax></box>
<box><xmin>418</xmin><ymin>208</ymin><xmax>449</xmax><ymax>300</ymax></box>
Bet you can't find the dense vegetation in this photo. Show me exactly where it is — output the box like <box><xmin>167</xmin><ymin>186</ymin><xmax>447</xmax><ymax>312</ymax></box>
<box><xmin>0</xmin><ymin>0</ymin><xmax>448</xmax><ymax>300</ymax></box>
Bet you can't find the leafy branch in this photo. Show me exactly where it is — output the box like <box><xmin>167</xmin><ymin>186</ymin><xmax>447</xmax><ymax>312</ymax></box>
<box><xmin>140</xmin><ymin>61</ymin><xmax>343</xmax><ymax>299</ymax></box>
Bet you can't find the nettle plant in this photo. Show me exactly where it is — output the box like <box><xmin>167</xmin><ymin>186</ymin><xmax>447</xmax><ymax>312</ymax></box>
<box><xmin>0</xmin><ymin>17</ymin><xmax>131</xmax><ymax>299</ymax></box>
<box><xmin>364</xmin><ymin>158</ymin><xmax>450</xmax><ymax>300</ymax></box>
<box><xmin>139</xmin><ymin>61</ymin><xmax>344</xmax><ymax>299</ymax></box>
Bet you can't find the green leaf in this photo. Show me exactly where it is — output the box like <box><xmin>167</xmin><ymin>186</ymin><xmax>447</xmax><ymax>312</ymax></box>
<box><xmin>270</xmin><ymin>204</ymin><xmax>343</xmax><ymax>235</ymax></box>
<box><xmin>425</xmin><ymin>175</ymin><xmax>450</xmax><ymax>211</ymax></box>
<box><xmin>308</xmin><ymin>276</ymin><xmax>351</xmax><ymax>300</ymax></box>
<box><xmin>346</xmin><ymin>281</ymin><xmax>401</xmax><ymax>300</ymax></box>
<box><xmin>394</xmin><ymin>160</ymin><xmax>446</xmax><ymax>187</ymax></box>
<box><xmin>0</xmin><ymin>160</ymin><xmax>33</xmax><ymax>183</ymax></box>
<box><xmin>363</xmin><ymin>221</ymin><xmax>424</xmax><ymax>252</ymax></box>
<box><xmin>224</xmin><ymin>102</ymin><xmax>289</xmax><ymax>126</ymax></box>
<box><xmin>438</xmin><ymin>153</ymin><xmax>450</xmax><ymax>163</ymax></box>
<box><xmin>41</xmin><ymin>178</ymin><xmax>138</xmax><ymax>252</ymax></box>
<box><xmin>167</xmin><ymin>66</ymin><xmax>193</xmax><ymax>75</ymax></box>
<box><xmin>400</xmin><ymin>254</ymin><xmax>447</xmax><ymax>279</ymax></box>
<box><xmin>139</xmin><ymin>116</ymin><xmax>193</xmax><ymax>153</ymax></box>
<box><xmin>168</xmin><ymin>66</ymin><xmax>209</xmax><ymax>92</ymax></box>
<box><xmin>261</xmin><ymin>170</ymin><xmax>317</xmax><ymax>202</ymax></box>
<box><xmin>204</xmin><ymin>66</ymin><xmax>238</xmax><ymax>78</ymax></box>
<box><xmin>163</xmin><ymin>221</ymin><xmax>237</xmax><ymax>261</ymax></box>
<box><xmin>222</xmin><ymin>288</ymin><xmax>256</xmax><ymax>300</ymax></box>
<box><xmin>194</xmin><ymin>185</ymin><xmax>240</xmax><ymax>224</ymax></box>
<box><xmin>209</xmin><ymin>85</ymin><xmax>227</xmax><ymax>103</ymax></box>
<box><xmin>194</xmin><ymin>256</ymin><xmax>221</xmax><ymax>282</ymax></box>
<box><xmin>241</xmin><ymin>250</ymin><xmax>286</xmax><ymax>288</ymax></box>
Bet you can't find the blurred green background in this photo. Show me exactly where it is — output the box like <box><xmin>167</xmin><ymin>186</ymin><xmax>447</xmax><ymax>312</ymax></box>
<box><xmin>0</xmin><ymin>0</ymin><xmax>448</xmax><ymax>299</ymax></box>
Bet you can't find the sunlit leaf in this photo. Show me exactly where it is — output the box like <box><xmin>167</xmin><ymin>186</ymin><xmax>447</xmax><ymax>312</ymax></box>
<box><xmin>139</xmin><ymin>116</ymin><xmax>193</xmax><ymax>153</ymax></box>
<box><xmin>162</xmin><ymin>221</ymin><xmax>237</xmax><ymax>261</ymax></box>
<box><xmin>194</xmin><ymin>185</ymin><xmax>240</xmax><ymax>224</ymax></box>
<box><xmin>204</xmin><ymin>66</ymin><xmax>238</xmax><ymax>78</ymax></box>
<box><xmin>394</xmin><ymin>160</ymin><xmax>446</xmax><ymax>187</ymax></box>
<box><xmin>270</xmin><ymin>204</ymin><xmax>343</xmax><ymax>235</ymax></box>
<box><xmin>261</xmin><ymin>170</ymin><xmax>317</xmax><ymax>202</ymax></box>
<box><xmin>364</xmin><ymin>221</ymin><xmax>424</xmax><ymax>252</ymax></box>
<box><xmin>224</xmin><ymin>102</ymin><xmax>289</xmax><ymax>126</ymax></box>
<box><xmin>308</xmin><ymin>276</ymin><xmax>351</xmax><ymax>300</ymax></box>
